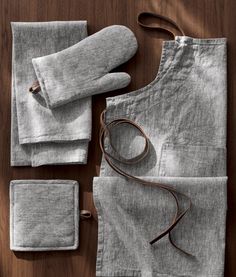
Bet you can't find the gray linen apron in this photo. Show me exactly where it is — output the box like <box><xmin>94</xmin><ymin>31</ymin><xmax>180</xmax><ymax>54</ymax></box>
<box><xmin>93</xmin><ymin>13</ymin><xmax>227</xmax><ymax>277</ymax></box>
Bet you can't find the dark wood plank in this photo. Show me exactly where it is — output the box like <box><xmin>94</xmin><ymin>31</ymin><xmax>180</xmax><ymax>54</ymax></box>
<box><xmin>0</xmin><ymin>0</ymin><xmax>235</xmax><ymax>276</ymax></box>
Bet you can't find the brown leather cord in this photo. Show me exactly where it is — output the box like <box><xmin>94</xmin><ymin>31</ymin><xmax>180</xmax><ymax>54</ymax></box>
<box><xmin>29</xmin><ymin>80</ymin><xmax>41</xmax><ymax>94</ymax></box>
<box><xmin>137</xmin><ymin>12</ymin><xmax>185</xmax><ymax>38</ymax></box>
<box><xmin>99</xmin><ymin>110</ymin><xmax>192</xmax><ymax>256</ymax></box>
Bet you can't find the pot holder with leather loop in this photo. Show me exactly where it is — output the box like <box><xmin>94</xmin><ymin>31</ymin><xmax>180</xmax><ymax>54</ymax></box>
<box><xmin>10</xmin><ymin>179</ymin><xmax>91</xmax><ymax>251</ymax></box>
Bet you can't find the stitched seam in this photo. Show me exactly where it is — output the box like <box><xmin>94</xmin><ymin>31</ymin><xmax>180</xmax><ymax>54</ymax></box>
<box><xmin>19</xmin><ymin>132</ymin><xmax>91</xmax><ymax>141</ymax></box>
<box><xmin>93</xmin><ymin>182</ymin><xmax>105</xmax><ymax>275</ymax></box>
<box><xmin>32</xmin><ymin>59</ymin><xmax>52</xmax><ymax>107</ymax></box>
<box><xmin>11</xmin><ymin>182</ymin><xmax>78</xmax><ymax>248</ymax></box>
<box><xmin>97</xmin><ymin>272</ymin><xmax>223</xmax><ymax>277</ymax></box>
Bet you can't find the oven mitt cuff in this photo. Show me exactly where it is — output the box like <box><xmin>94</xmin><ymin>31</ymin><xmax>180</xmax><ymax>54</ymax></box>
<box><xmin>31</xmin><ymin>25</ymin><xmax>138</xmax><ymax>108</ymax></box>
<box><xmin>10</xmin><ymin>180</ymin><xmax>91</xmax><ymax>251</ymax></box>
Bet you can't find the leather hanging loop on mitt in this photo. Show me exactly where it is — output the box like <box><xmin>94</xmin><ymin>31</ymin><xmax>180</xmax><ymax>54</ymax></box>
<box><xmin>29</xmin><ymin>80</ymin><xmax>41</xmax><ymax>94</ymax></box>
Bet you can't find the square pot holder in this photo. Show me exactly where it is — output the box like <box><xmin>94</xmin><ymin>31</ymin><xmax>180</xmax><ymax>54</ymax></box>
<box><xmin>10</xmin><ymin>179</ymin><xmax>91</xmax><ymax>251</ymax></box>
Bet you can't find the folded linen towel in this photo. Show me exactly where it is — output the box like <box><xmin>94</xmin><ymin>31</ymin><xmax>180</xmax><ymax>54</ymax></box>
<box><xmin>32</xmin><ymin>25</ymin><xmax>138</xmax><ymax>108</ymax></box>
<box><xmin>11</xmin><ymin>21</ymin><xmax>91</xmax><ymax>166</ymax></box>
<box><xmin>10</xmin><ymin>180</ymin><xmax>79</xmax><ymax>251</ymax></box>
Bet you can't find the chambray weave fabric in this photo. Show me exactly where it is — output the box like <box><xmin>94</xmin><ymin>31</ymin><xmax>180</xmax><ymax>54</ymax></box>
<box><xmin>32</xmin><ymin>25</ymin><xmax>138</xmax><ymax>108</ymax></box>
<box><xmin>11</xmin><ymin>23</ymin><xmax>137</xmax><ymax>166</ymax></box>
<box><xmin>11</xmin><ymin>21</ymin><xmax>90</xmax><ymax>166</ymax></box>
<box><xmin>93</xmin><ymin>36</ymin><xmax>227</xmax><ymax>276</ymax></box>
<box><xmin>10</xmin><ymin>180</ymin><xmax>79</xmax><ymax>251</ymax></box>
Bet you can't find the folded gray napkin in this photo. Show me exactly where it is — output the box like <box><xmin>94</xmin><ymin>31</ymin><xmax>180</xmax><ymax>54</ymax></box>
<box><xmin>10</xmin><ymin>180</ymin><xmax>79</xmax><ymax>251</ymax></box>
<box><xmin>32</xmin><ymin>25</ymin><xmax>138</xmax><ymax>108</ymax></box>
<box><xmin>93</xmin><ymin>176</ymin><xmax>227</xmax><ymax>277</ymax></box>
<box><xmin>11</xmin><ymin>21</ymin><xmax>91</xmax><ymax>166</ymax></box>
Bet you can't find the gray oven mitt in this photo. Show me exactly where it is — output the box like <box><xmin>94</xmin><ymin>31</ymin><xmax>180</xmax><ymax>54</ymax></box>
<box><xmin>31</xmin><ymin>25</ymin><xmax>138</xmax><ymax>108</ymax></box>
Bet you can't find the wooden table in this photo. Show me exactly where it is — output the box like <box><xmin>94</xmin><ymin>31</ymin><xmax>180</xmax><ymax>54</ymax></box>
<box><xmin>0</xmin><ymin>0</ymin><xmax>235</xmax><ymax>276</ymax></box>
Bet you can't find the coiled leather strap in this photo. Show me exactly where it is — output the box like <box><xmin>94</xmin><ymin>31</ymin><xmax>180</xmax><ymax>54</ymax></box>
<box><xmin>99</xmin><ymin>110</ymin><xmax>192</xmax><ymax>256</ymax></box>
<box><xmin>137</xmin><ymin>12</ymin><xmax>185</xmax><ymax>38</ymax></box>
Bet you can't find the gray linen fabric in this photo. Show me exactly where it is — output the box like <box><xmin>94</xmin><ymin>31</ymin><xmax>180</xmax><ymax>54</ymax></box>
<box><xmin>32</xmin><ymin>25</ymin><xmax>138</xmax><ymax>108</ymax></box>
<box><xmin>93</xmin><ymin>176</ymin><xmax>227</xmax><ymax>277</ymax></box>
<box><xmin>94</xmin><ymin>37</ymin><xmax>227</xmax><ymax>276</ymax></box>
<box><xmin>11</xmin><ymin>21</ymin><xmax>90</xmax><ymax>166</ymax></box>
<box><xmin>10</xmin><ymin>180</ymin><xmax>79</xmax><ymax>251</ymax></box>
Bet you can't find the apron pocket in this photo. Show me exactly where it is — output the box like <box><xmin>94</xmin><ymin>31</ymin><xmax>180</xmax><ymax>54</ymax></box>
<box><xmin>159</xmin><ymin>144</ymin><xmax>226</xmax><ymax>177</ymax></box>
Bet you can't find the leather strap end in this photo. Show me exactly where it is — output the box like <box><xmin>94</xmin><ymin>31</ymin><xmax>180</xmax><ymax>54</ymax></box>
<box><xmin>29</xmin><ymin>80</ymin><xmax>41</xmax><ymax>94</ymax></box>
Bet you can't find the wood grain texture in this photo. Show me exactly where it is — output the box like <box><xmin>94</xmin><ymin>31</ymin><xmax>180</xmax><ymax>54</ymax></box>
<box><xmin>0</xmin><ymin>0</ymin><xmax>235</xmax><ymax>276</ymax></box>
